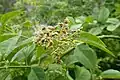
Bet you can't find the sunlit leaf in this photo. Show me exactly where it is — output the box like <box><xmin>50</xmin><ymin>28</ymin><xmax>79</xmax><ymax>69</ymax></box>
<box><xmin>79</xmin><ymin>31</ymin><xmax>114</xmax><ymax>56</ymax></box>
<box><xmin>75</xmin><ymin>16</ymin><xmax>85</xmax><ymax>24</ymax></box>
<box><xmin>16</xmin><ymin>37</ymin><xmax>34</xmax><ymax>47</ymax></box>
<box><xmin>70</xmin><ymin>24</ymin><xmax>82</xmax><ymax>31</ymax></box>
<box><xmin>66</xmin><ymin>16</ymin><xmax>75</xmax><ymax>26</ymax></box>
<box><xmin>0</xmin><ymin>36</ymin><xmax>20</xmax><ymax>54</ymax></box>
<box><xmin>85</xmin><ymin>16</ymin><xmax>93</xmax><ymax>23</ymax></box>
<box><xmin>0</xmin><ymin>10</ymin><xmax>23</xmax><ymax>25</ymax></box>
<box><xmin>89</xmin><ymin>27</ymin><xmax>102</xmax><ymax>35</ymax></box>
<box><xmin>12</xmin><ymin>43</ymin><xmax>35</xmax><ymax>62</ymax></box>
<box><xmin>101</xmin><ymin>69</ymin><xmax>120</xmax><ymax>79</ymax></box>
<box><xmin>0</xmin><ymin>33</ymin><xmax>17</xmax><ymax>42</ymax></box>
<box><xmin>23</xmin><ymin>20</ymin><xmax>32</xmax><ymax>28</ymax></box>
<box><xmin>107</xmin><ymin>23</ymin><xmax>120</xmax><ymax>31</ymax></box>
<box><xmin>106</xmin><ymin>18</ymin><xmax>119</xmax><ymax>24</ymax></box>
<box><xmin>36</xmin><ymin>45</ymin><xmax>46</xmax><ymax>58</ymax></box>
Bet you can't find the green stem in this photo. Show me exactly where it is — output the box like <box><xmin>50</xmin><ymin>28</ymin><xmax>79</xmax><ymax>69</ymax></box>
<box><xmin>21</xmin><ymin>35</ymin><xmax>29</xmax><ymax>38</ymax></box>
<box><xmin>5</xmin><ymin>26</ymin><xmax>15</xmax><ymax>33</ymax></box>
<box><xmin>60</xmin><ymin>47</ymin><xmax>75</xmax><ymax>58</ymax></box>
<box><xmin>0</xmin><ymin>66</ymin><xmax>32</xmax><ymax>69</ymax></box>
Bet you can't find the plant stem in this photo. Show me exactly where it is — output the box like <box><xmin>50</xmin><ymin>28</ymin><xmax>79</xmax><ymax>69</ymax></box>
<box><xmin>0</xmin><ymin>66</ymin><xmax>32</xmax><ymax>69</ymax></box>
<box><xmin>60</xmin><ymin>47</ymin><xmax>75</xmax><ymax>58</ymax></box>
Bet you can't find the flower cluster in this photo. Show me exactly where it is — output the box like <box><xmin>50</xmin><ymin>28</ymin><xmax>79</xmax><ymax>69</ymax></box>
<box><xmin>33</xmin><ymin>18</ymin><xmax>76</xmax><ymax>64</ymax></box>
<box><xmin>33</xmin><ymin>18</ymin><xmax>70</xmax><ymax>48</ymax></box>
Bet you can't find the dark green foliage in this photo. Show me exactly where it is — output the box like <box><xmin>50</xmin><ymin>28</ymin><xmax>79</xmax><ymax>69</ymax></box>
<box><xmin>0</xmin><ymin>0</ymin><xmax>120</xmax><ymax>80</ymax></box>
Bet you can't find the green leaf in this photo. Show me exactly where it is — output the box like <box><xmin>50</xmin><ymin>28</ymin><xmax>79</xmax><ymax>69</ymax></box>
<box><xmin>66</xmin><ymin>16</ymin><xmax>75</xmax><ymax>26</ymax></box>
<box><xmin>6</xmin><ymin>37</ymin><xmax>33</xmax><ymax>61</ymax></box>
<box><xmin>70</xmin><ymin>24</ymin><xmax>82</xmax><ymax>31</ymax></box>
<box><xmin>101</xmin><ymin>69</ymin><xmax>120</xmax><ymax>79</ymax></box>
<box><xmin>40</xmin><ymin>55</ymin><xmax>54</xmax><ymax>68</ymax></box>
<box><xmin>23</xmin><ymin>20</ymin><xmax>32</xmax><ymax>28</ymax></box>
<box><xmin>0</xmin><ymin>36</ymin><xmax>20</xmax><ymax>54</ymax></box>
<box><xmin>0</xmin><ymin>69</ymin><xmax>10</xmax><ymax>80</ymax></box>
<box><xmin>79</xmin><ymin>31</ymin><xmax>114</xmax><ymax>56</ymax></box>
<box><xmin>85</xmin><ymin>16</ymin><xmax>93</xmax><ymax>23</ymax></box>
<box><xmin>5</xmin><ymin>74</ymin><xmax>12</xmax><ymax>80</ymax></box>
<box><xmin>36</xmin><ymin>46</ymin><xmax>46</xmax><ymax>58</ymax></box>
<box><xmin>28</xmin><ymin>67</ymin><xmax>46</xmax><ymax>80</ymax></box>
<box><xmin>80</xmin><ymin>31</ymin><xmax>105</xmax><ymax>46</ymax></box>
<box><xmin>89</xmin><ymin>27</ymin><xmax>102</xmax><ymax>35</ymax></box>
<box><xmin>65</xmin><ymin>55</ymin><xmax>78</xmax><ymax>66</ymax></box>
<box><xmin>16</xmin><ymin>37</ymin><xmax>33</xmax><ymax>47</ymax></box>
<box><xmin>98</xmin><ymin>7</ymin><xmax>110</xmax><ymax>23</ymax></box>
<box><xmin>75</xmin><ymin>16</ymin><xmax>86</xmax><ymax>24</ymax></box>
<box><xmin>106</xmin><ymin>18</ymin><xmax>119</xmax><ymax>24</ymax></box>
<box><xmin>107</xmin><ymin>23</ymin><xmax>120</xmax><ymax>31</ymax></box>
<box><xmin>65</xmin><ymin>44</ymin><xmax>97</xmax><ymax>70</ymax></box>
<box><xmin>12</xmin><ymin>44</ymin><xmax>35</xmax><ymax>61</ymax></box>
<box><xmin>74</xmin><ymin>44</ymin><xmax>97</xmax><ymax>69</ymax></box>
<box><xmin>0</xmin><ymin>10</ymin><xmax>23</xmax><ymax>25</ymax></box>
<box><xmin>93</xmin><ymin>7</ymin><xmax>99</xmax><ymax>20</ymax></box>
<box><xmin>75</xmin><ymin>66</ymin><xmax>91</xmax><ymax>80</ymax></box>
<box><xmin>0</xmin><ymin>33</ymin><xmax>16</xmax><ymax>42</ymax></box>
